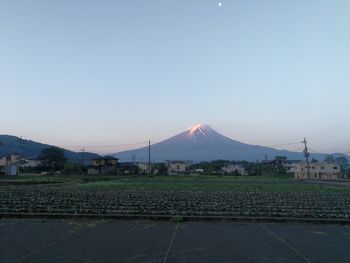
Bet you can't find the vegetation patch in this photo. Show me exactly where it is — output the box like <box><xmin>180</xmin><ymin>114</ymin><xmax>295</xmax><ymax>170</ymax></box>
<box><xmin>80</xmin><ymin>176</ymin><xmax>349</xmax><ymax>193</ymax></box>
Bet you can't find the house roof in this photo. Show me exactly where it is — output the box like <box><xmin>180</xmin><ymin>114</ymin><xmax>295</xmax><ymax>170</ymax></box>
<box><xmin>93</xmin><ymin>156</ymin><xmax>118</xmax><ymax>161</ymax></box>
<box><xmin>118</xmin><ymin>162</ymin><xmax>138</xmax><ymax>168</ymax></box>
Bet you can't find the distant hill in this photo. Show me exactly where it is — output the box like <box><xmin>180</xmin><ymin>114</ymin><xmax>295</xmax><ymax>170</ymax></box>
<box><xmin>0</xmin><ymin>135</ymin><xmax>100</xmax><ymax>163</ymax></box>
<box><xmin>113</xmin><ymin>124</ymin><xmax>332</xmax><ymax>162</ymax></box>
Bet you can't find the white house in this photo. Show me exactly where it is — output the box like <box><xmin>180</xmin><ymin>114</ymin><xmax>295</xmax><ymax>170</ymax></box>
<box><xmin>221</xmin><ymin>164</ymin><xmax>247</xmax><ymax>175</ymax></box>
<box><xmin>0</xmin><ymin>154</ymin><xmax>19</xmax><ymax>176</ymax></box>
<box><xmin>5</xmin><ymin>165</ymin><xmax>17</xmax><ymax>176</ymax></box>
<box><xmin>21</xmin><ymin>159</ymin><xmax>41</xmax><ymax>168</ymax></box>
<box><xmin>292</xmin><ymin>162</ymin><xmax>341</xmax><ymax>180</ymax></box>
<box><xmin>166</xmin><ymin>161</ymin><xmax>192</xmax><ymax>174</ymax></box>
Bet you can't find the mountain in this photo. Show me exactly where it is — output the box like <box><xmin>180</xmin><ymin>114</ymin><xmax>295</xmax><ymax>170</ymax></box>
<box><xmin>113</xmin><ymin>124</ymin><xmax>328</xmax><ymax>162</ymax></box>
<box><xmin>0</xmin><ymin>135</ymin><xmax>100</xmax><ymax>163</ymax></box>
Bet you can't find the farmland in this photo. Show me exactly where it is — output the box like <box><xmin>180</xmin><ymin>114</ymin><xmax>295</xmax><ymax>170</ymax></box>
<box><xmin>0</xmin><ymin>175</ymin><xmax>350</xmax><ymax>221</ymax></box>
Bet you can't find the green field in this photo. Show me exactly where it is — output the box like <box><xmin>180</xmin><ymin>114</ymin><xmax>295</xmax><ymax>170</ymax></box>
<box><xmin>81</xmin><ymin>176</ymin><xmax>350</xmax><ymax>192</ymax></box>
<box><xmin>2</xmin><ymin>174</ymin><xmax>348</xmax><ymax>193</ymax></box>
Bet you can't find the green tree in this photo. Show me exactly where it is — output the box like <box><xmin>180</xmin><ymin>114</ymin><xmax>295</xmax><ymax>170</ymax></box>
<box><xmin>38</xmin><ymin>147</ymin><xmax>67</xmax><ymax>171</ymax></box>
<box><xmin>324</xmin><ymin>155</ymin><xmax>335</xmax><ymax>163</ymax></box>
<box><xmin>152</xmin><ymin>163</ymin><xmax>167</xmax><ymax>175</ymax></box>
<box><xmin>62</xmin><ymin>163</ymin><xmax>84</xmax><ymax>175</ymax></box>
<box><xmin>335</xmin><ymin>156</ymin><xmax>349</xmax><ymax>172</ymax></box>
<box><xmin>274</xmin><ymin>156</ymin><xmax>287</xmax><ymax>162</ymax></box>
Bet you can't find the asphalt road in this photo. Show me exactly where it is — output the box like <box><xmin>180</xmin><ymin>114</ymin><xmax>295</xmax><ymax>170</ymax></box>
<box><xmin>1</xmin><ymin>219</ymin><xmax>349</xmax><ymax>263</ymax></box>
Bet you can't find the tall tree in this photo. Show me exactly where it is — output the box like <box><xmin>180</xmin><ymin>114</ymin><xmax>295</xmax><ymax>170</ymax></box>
<box><xmin>324</xmin><ymin>155</ymin><xmax>335</xmax><ymax>163</ymax></box>
<box><xmin>335</xmin><ymin>156</ymin><xmax>349</xmax><ymax>172</ymax></box>
<box><xmin>274</xmin><ymin>156</ymin><xmax>287</xmax><ymax>162</ymax></box>
<box><xmin>38</xmin><ymin>147</ymin><xmax>67</xmax><ymax>171</ymax></box>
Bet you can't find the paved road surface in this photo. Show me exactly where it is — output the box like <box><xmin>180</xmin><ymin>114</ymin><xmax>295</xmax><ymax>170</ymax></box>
<box><xmin>1</xmin><ymin>219</ymin><xmax>349</xmax><ymax>263</ymax></box>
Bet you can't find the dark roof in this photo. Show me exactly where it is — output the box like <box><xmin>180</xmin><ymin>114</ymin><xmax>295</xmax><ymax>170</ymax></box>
<box><xmin>118</xmin><ymin>162</ymin><xmax>138</xmax><ymax>168</ymax></box>
<box><xmin>282</xmin><ymin>160</ymin><xmax>302</xmax><ymax>164</ymax></box>
<box><xmin>93</xmin><ymin>156</ymin><xmax>118</xmax><ymax>161</ymax></box>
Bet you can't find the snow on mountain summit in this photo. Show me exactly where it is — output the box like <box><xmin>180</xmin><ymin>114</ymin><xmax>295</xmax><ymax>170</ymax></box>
<box><xmin>187</xmin><ymin>124</ymin><xmax>210</xmax><ymax>136</ymax></box>
<box><xmin>183</xmin><ymin>124</ymin><xmax>218</xmax><ymax>142</ymax></box>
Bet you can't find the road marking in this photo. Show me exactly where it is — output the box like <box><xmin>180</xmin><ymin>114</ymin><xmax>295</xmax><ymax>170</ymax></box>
<box><xmin>12</xmin><ymin>230</ymin><xmax>80</xmax><ymax>263</ymax></box>
<box><xmin>260</xmin><ymin>224</ymin><xmax>312</xmax><ymax>263</ymax></box>
<box><xmin>163</xmin><ymin>223</ymin><xmax>179</xmax><ymax>263</ymax></box>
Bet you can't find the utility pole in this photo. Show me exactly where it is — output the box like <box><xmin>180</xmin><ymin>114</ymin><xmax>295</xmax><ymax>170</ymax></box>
<box><xmin>81</xmin><ymin>147</ymin><xmax>85</xmax><ymax>174</ymax></box>
<box><xmin>17</xmin><ymin>136</ymin><xmax>25</xmax><ymax>176</ymax></box>
<box><xmin>148</xmin><ymin>140</ymin><xmax>151</xmax><ymax>176</ymax></box>
<box><xmin>302</xmin><ymin>137</ymin><xmax>310</xmax><ymax>179</ymax></box>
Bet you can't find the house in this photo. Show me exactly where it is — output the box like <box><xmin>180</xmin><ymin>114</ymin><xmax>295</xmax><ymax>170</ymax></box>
<box><xmin>138</xmin><ymin>163</ymin><xmax>150</xmax><ymax>174</ymax></box>
<box><xmin>117</xmin><ymin>162</ymin><xmax>138</xmax><ymax>174</ymax></box>
<box><xmin>0</xmin><ymin>157</ymin><xmax>6</xmax><ymax>167</ymax></box>
<box><xmin>221</xmin><ymin>164</ymin><xmax>247</xmax><ymax>175</ymax></box>
<box><xmin>5</xmin><ymin>165</ymin><xmax>18</xmax><ymax>176</ymax></box>
<box><xmin>194</xmin><ymin>168</ymin><xmax>204</xmax><ymax>173</ymax></box>
<box><xmin>87</xmin><ymin>156</ymin><xmax>119</xmax><ymax>175</ymax></box>
<box><xmin>21</xmin><ymin>158</ymin><xmax>41</xmax><ymax>168</ymax></box>
<box><xmin>166</xmin><ymin>161</ymin><xmax>192</xmax><ymax>174</ymax></box>
<box><xmin>0</xmin><ymin>154</ymin><xmax>19</xmax><ymax>166</ymax></box>
<box><xmin>137</xmin><ymin>162</ymin><xmax>167</xmax><ymax>175</ymax></box>
<box><xmin>281</xmin><ymin>160</ymin><xmax>302</xmax><ymax>173</ymax></box>
<box><xmin>91</xmin><ymin>156</ymin><xmax>118</xmax><ymax>167</ymax></box>
<box><xmin>152</xmin><ymin>163</ymin><xmax>168</xmax><ymax>175</ymax></box>
<box><xmin>292</xmin><ymin>162</ymin><xmax>341</xmax><ymax>180</ymax></box>
<box><xmin>0</xmin><ymin>154</ymin><xmax>20</xmax><ymax>176</ymax></box>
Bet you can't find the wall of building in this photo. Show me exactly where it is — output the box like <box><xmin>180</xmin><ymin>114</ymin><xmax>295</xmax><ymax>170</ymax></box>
<box><xmin>221</xmin><ymin>165</ymin><xmax>247</xmax><ymax>175</ymax></box>
<box><xmin>293</xmin><ymin>162</ymin><xmax>341</xmax><ymax>180</ymax></box>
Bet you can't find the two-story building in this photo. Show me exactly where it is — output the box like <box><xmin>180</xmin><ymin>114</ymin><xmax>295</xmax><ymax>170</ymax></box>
<box><xmin>0</xmin><ymin>154</ymin><xmax>20</xmax><ymax>176</ymax></box>
<box><xmin>87</xmin><ymin>156</ymin><xmax>119</xmax><ymax>175</ymax></box>
<box><xmin>166</xmin><ymin>161</ymin><xmax>192</xmax><ymax>174</ymax></box>
<box><xmin>292</xmin><ymin>162</ymin><xmax>341</xmax><ymax>180</ymax></box>
<box><xmin>282</xmin><ymin>160</ymin><xmax>302</xmax><ymax>173</ymax></box>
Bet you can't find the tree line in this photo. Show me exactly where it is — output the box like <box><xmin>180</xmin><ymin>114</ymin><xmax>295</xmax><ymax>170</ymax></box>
<box><xmin>20</xmin><ymin>146</ymin><xmax>350</xmax><ymax>176</ymax></box>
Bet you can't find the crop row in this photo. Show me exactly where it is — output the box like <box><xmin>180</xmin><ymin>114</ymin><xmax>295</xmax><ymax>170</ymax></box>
<box><xmin>0</xmin><ymin>186</ymin><xmax>349</xmax><ymax>219</ymax></box>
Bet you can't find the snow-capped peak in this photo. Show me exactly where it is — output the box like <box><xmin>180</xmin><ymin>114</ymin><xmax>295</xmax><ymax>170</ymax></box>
<box><xmin>186</xmin><ymin>124</ymin><xmax>210</xmax><ymax>136</ymax></box>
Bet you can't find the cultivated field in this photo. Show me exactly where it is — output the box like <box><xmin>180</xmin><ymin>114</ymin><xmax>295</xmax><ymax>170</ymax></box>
<box><xmin>1</xmin><ymin>175</ymin><xmax>350</xmax><ymax>221</ymax></box>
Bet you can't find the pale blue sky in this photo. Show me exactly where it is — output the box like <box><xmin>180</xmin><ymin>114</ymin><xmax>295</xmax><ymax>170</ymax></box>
<box><xmin>1</xmin><ymin>0</ymin><xmax>349</xmax><ymax>154</ymax></box>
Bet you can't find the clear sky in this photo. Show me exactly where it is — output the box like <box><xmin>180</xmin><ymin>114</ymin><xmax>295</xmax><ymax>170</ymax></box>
<box><xmin>1</xmin><ymin>0</ymin><xmax>349</xmax><ymax>154</ymax></box>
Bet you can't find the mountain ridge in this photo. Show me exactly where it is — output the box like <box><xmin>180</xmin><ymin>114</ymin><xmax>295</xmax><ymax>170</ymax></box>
<box><xmin>113</xmin><ymin>124</ymin><xmax>330</xmax><ymax>162</ymax></box>
<box><xmin>0</xmin><ymin>134</ymin><xmax>100</xmax><ymax>163</ymax></box>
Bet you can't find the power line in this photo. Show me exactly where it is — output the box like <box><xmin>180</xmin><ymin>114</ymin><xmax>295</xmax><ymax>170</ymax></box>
<box><xmin>31</xmin><ymin>137</ymin><xmax>349</xmax><ymax>157</ymax></box>
<box><xmin>308</xmin><ymin>146</ymin><xmax>350</xmax><ymax>156</ymax></box>
<box><xmin>308</xmin><ymin>147</ymin><xmax>324</xmax><ymax>154</ymax></box>
<box><xmin>320</xmin><ymin>142</ymin><xmax>350</xmax><ymax>153</ymax></box>
<box><xmin>59</xmin><ymin>142</ymin><xmax>149</xmax><ymax>149</ymax></box>
<box><xmin>138</xmin><ymin>143</ymin><xmax>303</xmax><ymax>151</ymax></box>
<box><xmin>265</xmin><ymin>141</ymin><xmax>301</xmax><ymax>148</ymax></box>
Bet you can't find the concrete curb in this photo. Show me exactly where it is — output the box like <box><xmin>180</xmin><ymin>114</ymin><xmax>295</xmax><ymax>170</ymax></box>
<box><xmin>1</xmin><ymin>212</ymin><xmax>350</xmax><ymax>225</ymax></box>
